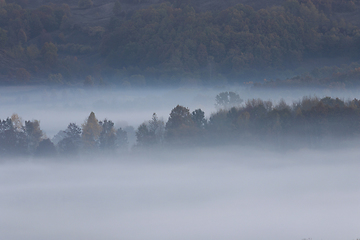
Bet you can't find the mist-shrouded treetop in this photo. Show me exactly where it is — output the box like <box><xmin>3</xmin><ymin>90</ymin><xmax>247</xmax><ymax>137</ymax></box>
<box><xmin>99</xmin><ymin>119</ymin><xmax>117</xmax><ymax>150</ymax></box>
<box><xmin>3</xmin><ymin>95</ymin><xmax>360</xmax><ymax>157</ymax></box>
<box><xmin>82</xmin><ymin>112</ymin><xmax>102</xmax><ymax>150</ymax></box>
<box><xmin>165</xmin><ymin>105</ymin><xmax>197</xmax><ymax>144</ymax></box>
<box><xmin>135</xmin><ymin>113</ymin><xmax>164</xmax><ymax>147</ymax></box>
<box><xmin>57</xmin><ymin>123</ymin><xmax>82</xmax><ymax>155</ymax></box>
<box><xmin>215</xmin><ymin>92</ymin><xmax>243</xmax><ymax>109</ymax></box>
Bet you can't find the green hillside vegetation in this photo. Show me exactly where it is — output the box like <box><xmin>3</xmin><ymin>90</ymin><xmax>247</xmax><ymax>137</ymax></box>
<box><xmin>1</xmin><ymin>0</ymin><xmax>360</xmax><ymax>86</ymax></box>
<box><xmin>253</xmin><ymin>62</ymin><xmax>360</xmax><ymax>88</ymax></box>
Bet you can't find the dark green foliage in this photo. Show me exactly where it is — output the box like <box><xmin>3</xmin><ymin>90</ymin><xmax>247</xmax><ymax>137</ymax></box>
<box><xmin>1</xmin><ymin>0</ymin><xmax>360</xmax><ymax>85</ymax></box>
<box><xmin>57</xmin><ymin>123</ymin><xmax>82</xmax><ymax>155</ymax></box>
<box><xmin>136</xmin><ymin>123</ymin><xmax>152</xmax><ymax>147</ymax></box>
<box><xmin>99</xmin><ymin>119</ymin><xmax>117</xmax><ymax>150</ymax></box>
<box><xmin>3</xmin><ymin>95</ymin><xmax>360</xmax><ymax>156</ymax></box>
<box><xmin>78</xmin><ymin>0</ymin><xmax>93</xmax><ymax>9</ymax></box>
<box><xmin>0</xmin><ymin>27</ymin><xmax>7</xmax><ymax>47</ymax></box>
<box><xmin>24</xmin><ymin>120</ymin><xmax>43</xmax><ymax>154</ymax></box>
<box><xmin>136</xmin><ymin>113</ymin><xmax>164</xmax><ymax>147</ymax></box>
<box><xmin>192</xmin><ymin>109</ymin><xmax>207</xmax><ymax>129</ymax></box>
<box><xmin>215</xmin><ymin>92</ymin><xmax>243</xmax><ymax>109</ymax></box>
<box><xmin>98</xmin><ymin>0</ymin><xmax>360</xmax><ymax>83</ymax></box>
<box><xmin>165</xmin><ymin>105</ymin><xmax>197</xmax><ymax>144</ymax></box>
<box><xmin>35</xmin><ymin>138</ymin><xmax>56</xmax><ymax>157</ymax></box>
<box><xmin>0</xmin><ymin>118</ymin><xmax>26</xmax><ymax>155</ymax></box>
<box><xmin>113</xmin><ymin>0</ymin><xmax>122</xmax><ymax>16</ymax></box>
<box><xmin>116</xmin><ymin>127</ymin><xmax>128</xmax><ymax>149</ymax></box>
<box><xmin>41</xmin><ymin>42</ymin><xmax>58</xmax><ymax>67</ymax></box>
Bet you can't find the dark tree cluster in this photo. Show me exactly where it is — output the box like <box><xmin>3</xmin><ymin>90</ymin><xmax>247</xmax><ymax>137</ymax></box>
<box><xmin>135</xmin><ymin>94</ymin><xmax>360</xmax><ymax>149</ymax></box>
<box><xmin>0</xmin><ymin>112</ymin><xmax>128</xmax><ymax>158</ymax></box>
<box><xmin>2</xmin><ymin>94</ymin><xmax>360</xmax><ymax>158</ymax></box>
<box><xmin>1</xmin><ymin>0</ymin><xmax>360</xmax><ymax>86</ymax></box>
<box><xmin>254</xmin><ymin>62</ymin><xmax>360</xmax><ymax>89</ymax></box>
<box><xmin>0</xmin><ymin>114</ymin><xmax>44</xmax><ymax>156</ymax></box>
<box><xmin>100</xmin><ymin>0</ymin><xmax>360</xmax><ymax>84</ymax></box>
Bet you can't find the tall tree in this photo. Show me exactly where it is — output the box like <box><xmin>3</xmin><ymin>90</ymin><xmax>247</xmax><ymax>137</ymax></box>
<box><xmin>99</xmin><ymin>119</ymin><xmax>116</xmax><ymax>150</ymax></box>
<box><xmin>57</xmin><ymin>123</ymin><xmax>82</xmax><ymax>155</ymax></box>
<box><xmin>116</xmin><ymin>127</ymin><xmax>128</xmax><ymax>150</ymax></box>
<box><xmin>25</xmin><ymin>120</ymin><xmax>43</xmax><ymax>154</ymax></box>
<box><xmin>215</xmin><ymin>92</ymin><xmax>243</xmax><ymax>109</ymax></box>
<box><xmin>165</xmin><ymin>105</ymin><xmax>196</xmax><ymax>143</ymax></box>
<box><xmin>82</xmin><ymin>112</ymin><xmax>101</xmax><ymax>150</ymax></box>
<box><xmin>192</xmin><ymin>109</ymin><xmax>207</xmax><ymax>129</ymax></box>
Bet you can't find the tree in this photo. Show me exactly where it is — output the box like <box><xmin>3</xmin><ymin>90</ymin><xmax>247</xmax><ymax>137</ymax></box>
<box><xmin>41</xmin><ymin>42</ymin><xmax>58</xmax><ymax>67</ymax></box>
<box><xmin>0</xmin><ymin>118</ymin><xmax>26</xmax><ymax>155</ymax></box>
<box><xmin>192</xmin><ymin>109</ymin><xmax>207</xmax><ymax>129</ymax></box>
<box><xmin>78</xmin><ymin>0</ymin><xmax>93</xmax><ymax>9</ymax></box>
<box><xmin>84</xmin><ymin>75</ymin><xmax>94</xmax><ymax>87</ymax></box>
<box><xmin>35</xmin><ymin>139</ymin><xmax>56</xmax><ymax>158</ymax></box>
<box><xmin>26</xmin><ymin>44</ymin><xmax>40</xmax><ymax>60</ymax></box>
<box><xmin>165</xmin><ymin>105</ymin><xmax>196</xmax><ymax>143</ymax></box>
<box><xmin>148</xmin><ymin>113</ymin><xmax>165</xmax><ymax>144</ymax></box>
<box><xmin>16</xmin><ymin>68</ymin><xmax>31</xmax><ymax>82</ymax></box>
<box><xmin>29</xmin><ymin>14</ymin><xmax>43</xmax><ymax>38</ymax></box>
<box><xmin>215</xmin><ymin>92</ymin><xmax>243</xmax><ymax>109</ymax></box>
<box><xmin>82</xmin><ymin>112</ymin><xmax>102</xmax><ymax>150</ymax></box>
<box><xmin>113</xmin><ymin>0</ymin><xmax>122</xmax><ymax>16</ymax></box>
<box><xmin>48</xmin><ymin>73</ymin><xmax>63</xmax><ymax>85</ymax></box>
<box><xmin>116</xmin><ymin>127</ymin><xmax>128</xmax><ymax>149</ymax></box>
<box><xmin>99</xmin><ymin>119</ymin><xmax>116</xmax><ymax>150</ymax></box>
<box><xmin>17</xmin><ymin>29</ymin><xmax>27</xmax><ymax>43</ymax></box>
<box><xmin>0</xmin><ymin>28</ymin><xmax>7</xmax><ymax>48</ymax></box>
<box><xmin>136</xmin><ymin>113</ymin><xmax>164</xmax><ymax>147</ymax></box>
<box><xmin>25</xmin><ymin>120</ymin><xmax>43</xmax><ymax>154</ymax></box>
<box><xmin>57</xmin><ymin>123</ymin><xmax>82</xmax><ymax>155</ymax></box>
<box><xmin>136</xmin><ymin>123</ymin><xmax>151</xmax><ymax>147</ymax></box>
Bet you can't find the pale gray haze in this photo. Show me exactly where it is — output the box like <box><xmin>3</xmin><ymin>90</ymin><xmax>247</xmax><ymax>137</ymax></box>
<box><xmin>1</xmin><ymin>86</ymin><xmax>360</xmax><ymax>137</ymax></box>
<box><xmin>1</xmin><ymin>147</ymin><xmax>360</xmax><ymax>240</ymax></box>
<box><xmin>1</xmin><ymin>86</ymin><xmax>360</xmax><ymax>239</ymax></box>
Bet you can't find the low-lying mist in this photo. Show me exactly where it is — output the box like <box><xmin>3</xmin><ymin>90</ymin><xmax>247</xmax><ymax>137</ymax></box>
<box><xmin>1</xmin><ymin>146</ymin><xmax>359</xmax><ymax>240</ymax></box>
<box><xmin>1</xmin><ymin>85</ymin><xmax>360</xmax><ymax>138</ymax></box>
<box><xmin>1</xmin><ymin>86</ymin><xmax>360</xmax><ymax>239</ymax></box>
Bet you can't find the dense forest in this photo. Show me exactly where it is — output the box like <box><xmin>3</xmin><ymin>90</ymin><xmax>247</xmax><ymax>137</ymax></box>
<box><xmin>1</xmin><ymin>0</ymin><xmax>360</xmax><ymax>86</ymax></box>
<box><xmin>1</xmin><ymin>93</ymin><xmax>360</xmax><ymax>157</ymax></box>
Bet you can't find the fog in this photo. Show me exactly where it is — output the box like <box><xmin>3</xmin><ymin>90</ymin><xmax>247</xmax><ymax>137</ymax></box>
<box><xmin>1</xmin><ymin>86</ymin><xmax>360</xmax><ymax>239</ymax></box>
<box><xmin>2</xmin><ymin>85</ymin><xmax>360</xmax><ymax>137</ymax></box>
<box><xmin>1</xmin><ymin>147</ymin><xmax>359</xmax><ymax>240</ymax></box>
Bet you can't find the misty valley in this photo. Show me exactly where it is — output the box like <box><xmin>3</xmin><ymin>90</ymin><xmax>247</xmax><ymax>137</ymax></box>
<box><xmin>1</xmin><ymin>87</ymin><xmax>360</xmax><ymax>240</ymax></box>
<box><xmin>1</xmin><ymin>0</ymin><xmax>360</xmax><ymax>238</ymax></box>
<box><xmin>1</xmin><ymin>91</ymin><xmax>360</xmax><ymax>157</ymax></box>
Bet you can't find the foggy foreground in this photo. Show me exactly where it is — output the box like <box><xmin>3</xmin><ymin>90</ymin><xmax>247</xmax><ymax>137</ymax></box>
<box><xmin>1</xmin><ymin>146</ymin><xmax>359</xmax><ymax>240</ymax></box>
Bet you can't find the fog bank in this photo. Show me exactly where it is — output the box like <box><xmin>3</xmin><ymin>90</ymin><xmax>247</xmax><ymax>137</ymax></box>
<box><xmin>1</xmin><ymin>147</ymin><xmax>359</xmax><ymax>240</ymax></box>
<box><xmin>2</xmin><ymin>86</ymin><xmax>360</xmax><ymax>137</ymax></box>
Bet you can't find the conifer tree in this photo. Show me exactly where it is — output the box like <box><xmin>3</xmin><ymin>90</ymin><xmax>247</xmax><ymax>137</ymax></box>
<box><xmin>82</xmin><ymin>112</ymin><xmax>102</xmax><ymax>150</ymax></box>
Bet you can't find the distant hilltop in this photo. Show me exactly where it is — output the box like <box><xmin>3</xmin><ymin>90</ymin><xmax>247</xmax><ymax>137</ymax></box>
<box><xmin>1</xmin><ymin>0</ymin><xmax>360</xmax><ymax>87</ymax></box>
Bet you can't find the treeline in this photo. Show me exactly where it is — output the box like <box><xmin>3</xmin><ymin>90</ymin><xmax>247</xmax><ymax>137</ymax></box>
<box><xmin>102</xmin><ymin>0</ymin><xmax>360</xmax><ymax>84</ymax></box>
<box><xmin>0</xmin><ymin>112</ymin><xmax>129</xmax><ymax>157</ymax></box>
<box><xmin>254</xmin><ymin>62</ymin><xmax>360</xmax><ymax>88</ymax></box>
<box><xmin>136</xmin><ymin>94</ymin><xmax>360</xmax><ymax>148</ymax></box>
<box><xmin>2</xmin><ymin>94</ymin><xmax>360</xmax><ymax>158</ymax></box>
<box><xmin>1</xmin><ymin>0</ymin><xmax>360</xmax><ymax>85</ymax></box>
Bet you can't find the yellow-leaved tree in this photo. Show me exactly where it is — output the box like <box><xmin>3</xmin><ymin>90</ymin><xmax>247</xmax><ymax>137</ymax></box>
<box><xmin>82</xmin><ymin>112</ymin><xmax>102</xmax><ymax>149</ymax></box>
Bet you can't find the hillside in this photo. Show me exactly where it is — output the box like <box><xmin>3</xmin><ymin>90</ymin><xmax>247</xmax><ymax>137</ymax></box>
<box><xmin>1</xmin><ymin>0</ymin><xmax>360</xmax><ymax>87</ymax></box>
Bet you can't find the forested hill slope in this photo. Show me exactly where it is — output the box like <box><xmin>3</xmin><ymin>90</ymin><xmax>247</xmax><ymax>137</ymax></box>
<box><xmin>1</xmin><ymin>0</ymin><xmax>360</xmax><ymax>87</ymax></box>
